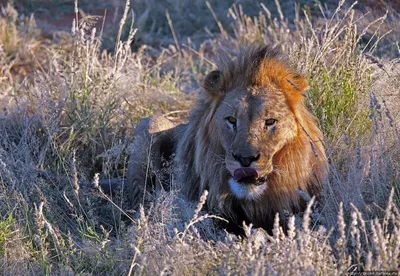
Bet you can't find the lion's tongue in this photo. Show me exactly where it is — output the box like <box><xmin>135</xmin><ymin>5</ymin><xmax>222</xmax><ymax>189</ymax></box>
<box><xmin>233</xmin><ymin>168</ymin><xmax>259</xmax><ymax>183</ymax></box>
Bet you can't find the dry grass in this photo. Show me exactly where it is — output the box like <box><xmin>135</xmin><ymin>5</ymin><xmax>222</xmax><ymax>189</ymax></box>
<box><xmin>0</xmin><ymin>0</ymin><xmax>399</xmax><ymax>275</ymax></box>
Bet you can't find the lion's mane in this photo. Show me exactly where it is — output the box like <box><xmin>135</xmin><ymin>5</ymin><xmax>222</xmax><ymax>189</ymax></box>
<box><xmin>176</xmin><ymin>45</ymin><xmax>327</xmax><ymax>231</ymax></box>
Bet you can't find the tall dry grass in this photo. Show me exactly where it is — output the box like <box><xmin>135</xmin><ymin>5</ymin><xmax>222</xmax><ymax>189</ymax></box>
<box><xmin>0</xmin><ymin>0</ymin><xmax>399</xmax><ymax>275</ymax></box>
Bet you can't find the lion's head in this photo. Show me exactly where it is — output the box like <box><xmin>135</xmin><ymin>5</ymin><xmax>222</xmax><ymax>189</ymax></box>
<box><xmin>176</xmin><ymin>45</ymin><xmax>327</xmax><ymax>232</ymax></box>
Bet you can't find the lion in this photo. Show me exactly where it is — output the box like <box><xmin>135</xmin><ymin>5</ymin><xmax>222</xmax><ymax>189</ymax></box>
<box><xmin>126</xmin><ymin>45</ymin><xmax>327</xmax><ymax>234</ymax></box>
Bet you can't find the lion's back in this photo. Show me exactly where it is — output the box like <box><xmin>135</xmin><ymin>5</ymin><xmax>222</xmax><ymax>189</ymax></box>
<box><xmin>126</xmin><ymin>115</ymin><xmax>187</xmax><ymax>208</ymax></box>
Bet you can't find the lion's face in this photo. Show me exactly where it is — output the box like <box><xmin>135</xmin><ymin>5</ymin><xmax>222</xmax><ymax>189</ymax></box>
<box><xmin>213</xmin><ymin>85</ymin><xmax>298</xmax><ymax>200</ymax></box>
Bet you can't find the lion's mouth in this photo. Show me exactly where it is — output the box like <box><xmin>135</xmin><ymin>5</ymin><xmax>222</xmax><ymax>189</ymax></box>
<box><xmin>233</xmin><ymin>168</ymin><xmax>266</xmax><ymax>186</ymax></box>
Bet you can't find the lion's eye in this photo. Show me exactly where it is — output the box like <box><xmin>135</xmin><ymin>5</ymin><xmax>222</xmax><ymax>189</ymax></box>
<box><xmin>264</xmin><ymin>118</ymin><xmax>277</xmax><ymax>128</ymax></box>
<box><xmin>226</xmin><ymin>116</ymin><xmax>237</xmax><ymax>125</ymax></box>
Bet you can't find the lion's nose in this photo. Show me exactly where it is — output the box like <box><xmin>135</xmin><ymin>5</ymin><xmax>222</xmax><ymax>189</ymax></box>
<box><xmin>232</xmin><ymin>153</ymin><xmax>260</xmax><ymax>167</ymax></box>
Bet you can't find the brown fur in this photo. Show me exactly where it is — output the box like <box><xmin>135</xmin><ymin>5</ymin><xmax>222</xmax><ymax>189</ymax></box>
<box><xmin>127</xmin><ymin>45</ymin><xmax>327</xmax><ymax>234</ymax></box>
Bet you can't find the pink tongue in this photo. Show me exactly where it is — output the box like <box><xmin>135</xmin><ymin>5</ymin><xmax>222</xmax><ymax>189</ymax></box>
<box><xmin>233</xmin><ymin>168</ymin><xmax>259</xmax><ymax>182</ymax></box>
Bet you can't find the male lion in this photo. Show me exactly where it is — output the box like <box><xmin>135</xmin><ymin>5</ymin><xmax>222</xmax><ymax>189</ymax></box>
<box><xmin>126</xmin><ymin>45</ymin><xmax>327</xmax><ymax>234</ymax></box>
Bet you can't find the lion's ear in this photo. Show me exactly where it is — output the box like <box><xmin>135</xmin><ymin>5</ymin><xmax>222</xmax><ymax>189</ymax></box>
<box><xmin>285</xmin><ymin>74</ymin><xmax>309</xmax><ymax>108</ymax></box>
<box><xmin>203</xmin><ymin>70</ymin><xmax>224</xmax><ymax>97</ymax></box>
<box><xmin>287</xmin><ymin>74</ymin><xmax>309</xmax><ymax>94</ymax></box>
